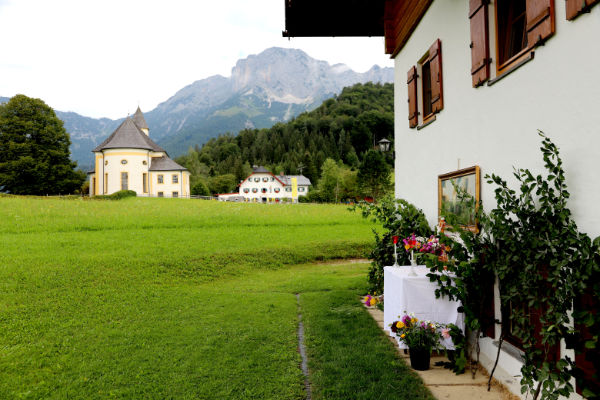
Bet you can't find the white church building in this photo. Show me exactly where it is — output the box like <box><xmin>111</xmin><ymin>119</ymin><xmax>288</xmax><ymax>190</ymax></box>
<box><xmin>88</xmin><ymin>107</ymin><xmax>190</xmax><ymax>198</ymax></box>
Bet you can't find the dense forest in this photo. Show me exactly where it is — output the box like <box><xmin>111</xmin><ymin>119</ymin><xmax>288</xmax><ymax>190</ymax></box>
<box><xmin>175</xmin><ymin>82</ymin><xmax>394</xmax><ymax>199</ymax></box>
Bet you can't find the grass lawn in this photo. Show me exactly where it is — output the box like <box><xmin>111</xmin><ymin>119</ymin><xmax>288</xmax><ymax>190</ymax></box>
<box><xmin>0</xmin><ymin>196</ymin><xmax>432</xmax><ymax>399</ymax></box>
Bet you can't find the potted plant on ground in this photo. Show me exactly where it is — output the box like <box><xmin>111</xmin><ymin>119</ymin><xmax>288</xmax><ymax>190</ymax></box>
<box><xmin>391</xmin><ymin>312</ymin><xmax>443</xmax><ymax>370</ymax></box>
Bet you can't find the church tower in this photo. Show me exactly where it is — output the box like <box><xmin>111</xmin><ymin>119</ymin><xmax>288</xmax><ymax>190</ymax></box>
<box><xmin>132</xmin><ymin>106</ymin><xmax>149</xmax><ymax>136</ymax></box>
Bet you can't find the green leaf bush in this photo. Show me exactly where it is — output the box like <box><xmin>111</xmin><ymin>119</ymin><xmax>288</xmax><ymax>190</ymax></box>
<box><xmin>95</xmin><ymin>190</ymin><xmax>137</xmax><ymax>200</ymax></box>
<box><xmin>352</xmin><ymin>196</ymin><xmax>432</xmax><ymax>294</ymax></box>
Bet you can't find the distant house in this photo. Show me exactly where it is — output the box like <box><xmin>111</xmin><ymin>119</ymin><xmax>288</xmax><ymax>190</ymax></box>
<box><xmin>234</xmin><ymin>166</ymin><xmax>311</xmax><ymax>203</ymax></box>
<box><xmin>88</xmin><ymin>107</ymin><xmax>190</xmax><ymax>198</ymax></box>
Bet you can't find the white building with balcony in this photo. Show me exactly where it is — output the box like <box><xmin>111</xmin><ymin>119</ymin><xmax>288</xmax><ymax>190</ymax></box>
<box><xmin>235</xmin><ymin>166</ymin><xmax>311</xmax><ymax>203</ymax></box>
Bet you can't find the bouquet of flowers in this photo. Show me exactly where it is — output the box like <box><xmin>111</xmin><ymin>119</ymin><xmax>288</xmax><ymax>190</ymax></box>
<box><xmin>363</xmin><ymin>294</ymin><xmax>377</xmax><ymax>307</ymax></box>
<box><xmin>363</xmin><ymin>294</ymin><xmax>384</xmax><ymax>309</ymax></box>
<box><xmin>390</xmin><ymin>312</ymin><xmax>443</xmax><ymax>351</ymax></box>
<box><xmin>402</xmin><ymin>233</ymin><xmax>451</xmax><ymax>262</ymax></box>
<box><xmin>402</xmin><ymin>234</ymin><xmax>424</xmax><ymax>252</ymax></box>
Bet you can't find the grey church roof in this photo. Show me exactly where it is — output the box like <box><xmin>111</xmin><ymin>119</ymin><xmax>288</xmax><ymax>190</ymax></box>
<box><xmin>132</xmin><ymin>106</ymin><xmax>148</xmax><ymax>130</ymax></box>
<box><xmin>92</xmin><ymin>117</ymin><xmax>164</xmax><ymax>153</ymax></box>
<box><xmin>149</xmin><ymin>156</ymin><xmax>188</xmax><ymax>171</ymax></box>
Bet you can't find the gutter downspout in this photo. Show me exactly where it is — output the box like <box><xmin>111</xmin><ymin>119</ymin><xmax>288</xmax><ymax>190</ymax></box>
<box><xmin>102</xmin><ymin>150</ymin><xmax>105</xmax><ymax>194</ymax></box>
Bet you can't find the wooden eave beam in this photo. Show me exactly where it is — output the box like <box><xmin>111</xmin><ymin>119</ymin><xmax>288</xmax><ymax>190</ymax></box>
<box><xmin>384</xmin><ymin>0</ymin><xmax>433</xmax><ymax>57</ymax></box>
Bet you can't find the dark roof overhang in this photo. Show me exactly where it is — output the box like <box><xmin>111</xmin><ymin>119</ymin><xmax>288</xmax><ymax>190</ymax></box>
<box><xmin>282</xmin><ymin>0</ymin><xmax>433</xmax><ymax>56</ymax></box>
<box><xmin>282</xmin><ymin>0</ymin><xmax>386</xmax><ymax>38</ymax></box>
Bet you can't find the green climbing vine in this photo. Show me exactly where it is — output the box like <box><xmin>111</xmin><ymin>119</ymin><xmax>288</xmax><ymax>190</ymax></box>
<box><xmin>426</xmin><ymin>132</ymin><xmax>600</xmax><ymax>399</ymax></box>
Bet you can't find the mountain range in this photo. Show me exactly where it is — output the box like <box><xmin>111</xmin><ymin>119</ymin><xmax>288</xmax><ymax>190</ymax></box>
<box><xmin>1</xmin><ymin>47</ymin><xmax>393</xmax><ymax>170</ymax></box>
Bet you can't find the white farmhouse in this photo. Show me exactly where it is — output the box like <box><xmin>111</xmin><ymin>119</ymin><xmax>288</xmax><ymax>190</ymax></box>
<box><xmin>236</xmin><ymin>166</ymin><xmax>311</xmax><ymax>203</ymax></box>
<box><xmin>284</xmin><ymin>0</ymin><xmax>600</xmax><ymax>397</ymax></box>
<box><xmin>88</xmin><ymin>107</ymin><xmax>190</xmax><ymax>198</ymax></box>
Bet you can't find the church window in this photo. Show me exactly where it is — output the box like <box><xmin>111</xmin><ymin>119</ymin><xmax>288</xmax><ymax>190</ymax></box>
<box><xmin>104</xmin><ymin>173</ymin><xmax>108</xmax><ymax>193</ymax></box>
<box><xmin>143</xmin><ymin>173</ymin><xmax>148</xmax><ymax>193</ymax></box>
<box><xmin>158</xmin><ymin>192</ymin><xmax>164</xmax><ymax>197</ymax></box>
<box><xmin>105</xmin><ymin>160</ymin><xmax>108</xmax><ymax>165</ymax></box>
<box><xmin>121</xmin><ymin>172</ymin><xmax>128</xmax><ymax>191</ymax></box>
<box><xmin>121</xmin><ymin>159</ymin><xmax>128</xmax><ymax>165</ymax></box>
<box><xmin>172</xmin><ymin>174</ymin><xmax>179</xmax><ymax>184</ymax></box>
<box><xmin>158</xmin><ymin>174</ymin><xmax>164</xmax><ymax>184</ymax></box>
<box><xmin>172</xmin><ymin>191</ymin><xmax>179</xmax><ymax>198</ymax></box>
<box><xmin>142</xmin><ymin>160</ymin><xmax>147</xmax><ymax>165</ymax></box>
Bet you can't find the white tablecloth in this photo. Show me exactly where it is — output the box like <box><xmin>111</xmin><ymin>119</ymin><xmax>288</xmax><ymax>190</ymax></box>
<box><xmin>383</xmin><ymin>265</ymin><xmax>464</xmax><ymax>349</ymax></box>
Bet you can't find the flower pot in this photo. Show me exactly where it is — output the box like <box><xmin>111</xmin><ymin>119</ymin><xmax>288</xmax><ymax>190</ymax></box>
<box><xmin>409</xmin><ymin>347</ymin><xmax>431</xmax><ymax>371</ymax></box>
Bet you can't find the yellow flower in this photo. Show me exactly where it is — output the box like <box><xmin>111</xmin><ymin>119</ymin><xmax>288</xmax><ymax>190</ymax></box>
<box><xmin>411</xmin><ymin>318</ymin><xmax>417</xmax><ymax>323</ymax></box>
<box><xmin>396</xmin><ymin>321</ymin><xmax>405</xmax><ymax>329</ymax></box>
<box><xmin>404</xmin><ymin>244</ymin><xmax>410</xmax><ymax>250</ymax></box>
<box><xmin>369</xmin><ymin>298</ymin><xmax>377</xmax><ymax>306</ymax></box>
<box><xmin>400</xmin><ymin>334</ymin><xmax>406</xmax><ymax>338</ymax></box>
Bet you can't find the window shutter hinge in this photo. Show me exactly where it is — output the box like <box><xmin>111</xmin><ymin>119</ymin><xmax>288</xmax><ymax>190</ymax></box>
<box><xmin>469</xmin><ymin>42</ymin><xmax>473</xmax><ymax>49</ymax></box>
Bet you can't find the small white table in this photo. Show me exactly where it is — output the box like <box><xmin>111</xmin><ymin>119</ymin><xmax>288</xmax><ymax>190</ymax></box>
<box><xmin>383</xmin><ymin>265</ymin><xmax>464</xmax><ymax>349</ymax></box>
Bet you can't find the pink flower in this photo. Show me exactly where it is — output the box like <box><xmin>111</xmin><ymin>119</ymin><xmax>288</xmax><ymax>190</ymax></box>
<box><xmin>441</xmin><ymin>328</ymin><xmax>451</xmax><ymax>339</ymax></box>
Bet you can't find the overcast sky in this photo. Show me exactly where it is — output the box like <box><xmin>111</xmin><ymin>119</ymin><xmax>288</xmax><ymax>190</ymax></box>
<box><xmin>0</xmin><ymin>0</ymin><xmax>393</xmax><ymax>119</ymax></box>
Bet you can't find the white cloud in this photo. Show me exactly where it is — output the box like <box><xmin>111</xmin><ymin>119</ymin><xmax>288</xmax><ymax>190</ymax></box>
<box><xmin>0</xmin><ymin>0</ymin><xmax>393</xmax><ymax>119</ymax></box>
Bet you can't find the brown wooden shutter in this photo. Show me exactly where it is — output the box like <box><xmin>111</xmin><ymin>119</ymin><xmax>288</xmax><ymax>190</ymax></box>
<box><xmin>566</xmin><ymin>0</ymin><xmax>600</xmax><ymax>20</ymax></box>
<box><xmin>427</xmin><ymin>39</ymin><xmax>443</xmax><ymax>114</ymax></box>
<box><xmin>407</xmin><ymin>66</ymin><xmax>419</xmax><ymax>128</ymax></box>
<box><xmin>574</xmin><ymin>287</ymin><xmax>600</xmax><ymax>397</ymax></box>
<box><xmin>526</xmin><ymin>0</ymin><xmax>555</xmax><ymax>48</ymax></box>
<box><xmin>469</xmin><ymin>0</ymin><xmax>490</xmax><ymax>87</ymax></box>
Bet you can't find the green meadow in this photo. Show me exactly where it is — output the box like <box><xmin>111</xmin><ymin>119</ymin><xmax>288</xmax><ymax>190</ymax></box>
<box><xmin>0</xmin><ymin>196</ymin><xmax>433</xmax><ymax>399</ymax></box>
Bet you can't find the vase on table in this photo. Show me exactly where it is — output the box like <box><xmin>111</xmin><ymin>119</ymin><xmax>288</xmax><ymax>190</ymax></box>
<box><xmin>409</xmin><ymin>346</ymin><xmax>431</xmax><ymax>371</ymax></box>
<box><xmin>408</xmin><ymin>250</ymin><xmax>418</xmax><ymax>276</ymax></box>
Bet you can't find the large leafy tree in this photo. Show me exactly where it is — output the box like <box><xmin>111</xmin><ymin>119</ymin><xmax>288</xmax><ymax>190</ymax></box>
<box><xmin>0</xmin><ymin>95</ymin><xmax>85</xmax><ymax>195</ymax></box>
<box><xmin>357</xmin><ymin>149</ymin><xmax>392</xmax><ymax>201</ymax></box>
<box><xmin>314</xmin><ymin>158</ymin><xmax>358</xmax><ymax>202</ymax></box>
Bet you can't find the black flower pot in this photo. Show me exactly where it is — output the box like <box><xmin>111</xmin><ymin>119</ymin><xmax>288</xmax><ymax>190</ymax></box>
<box><xmin>409</xmin><ymin>347</ymin><xmax>431</xmax><ymax>371</ymax></box>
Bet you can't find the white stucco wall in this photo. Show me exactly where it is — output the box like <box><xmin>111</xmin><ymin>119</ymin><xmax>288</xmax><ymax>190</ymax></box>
<box><xmin>89</xmin><ymin>149</ymin><xmax>190</xmax><ymax>197</ymax></box>
<box><xmin>392</xmin><ymin>2</ymin><xmax>599</xmax><ymax>397</ymax></box>
<box><xmin>96</xmin><ymin>148</ymin><xmax>150</xmax><ymax>195</ymax></box>
<box><xmin>150</xmin><ymin>170</ymin><xmax>189</xmax><ymax>198</ymax></box>
<box><xmin>393</xmin><ymin>0</ymin><xmax>600</xmax><ymax>239</ymax></box>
